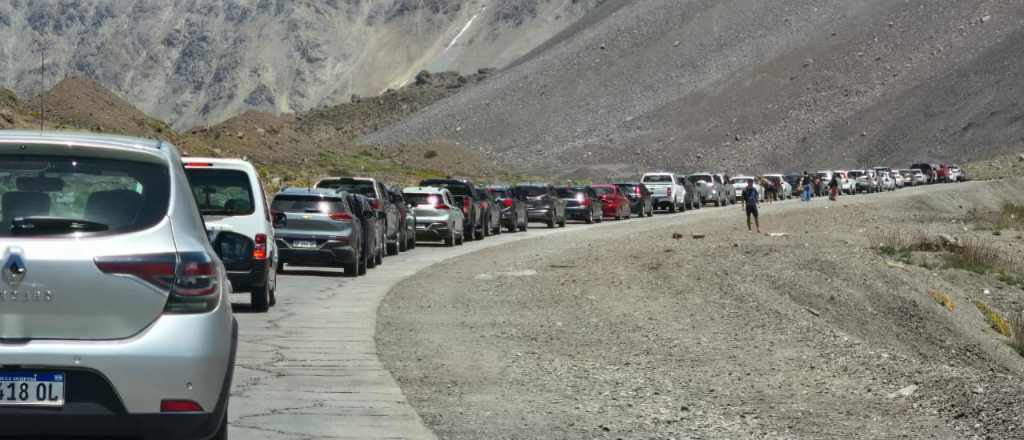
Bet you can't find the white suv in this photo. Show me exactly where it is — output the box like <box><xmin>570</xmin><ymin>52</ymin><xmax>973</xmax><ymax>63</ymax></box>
<box><xmin>641</xmin><ymin>172</ymin><xmax>687</xmax><ymax>212</ymax></box>
<box><xmin>184</xmin><ymin>158</ymin><xmax>278</xmax><ymax>312</ymax></box>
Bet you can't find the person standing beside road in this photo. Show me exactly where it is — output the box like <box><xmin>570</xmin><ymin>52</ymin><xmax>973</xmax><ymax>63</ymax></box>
<box><xmin>801</xmin><ymin>172</ymin><xmax>813</xmax><ymax>202</ymax></box>
<box><xmin>742</xmin><ymin>180</ymin><xmax>760</xmax><ymax>233</ymax></box>
<box><xmin>828</xmin><ymin>174</ymin><xmax>839</xmax><ymax>201</ymax></box>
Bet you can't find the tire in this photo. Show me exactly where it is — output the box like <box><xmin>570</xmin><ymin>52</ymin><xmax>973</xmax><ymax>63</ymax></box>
<box><xmin>268</xmin><ymin>269</ymin><xmax>277</xmax><ymax>306</ymax></box>
<box><xmin>210</xmin><ymin>411</ymin><xmax>228</xmax><ymax>440</ymax></box>
<box><xmin>399</xmin><ymin>231</ymin><xmax>408</xmax><ymax>252</ymax></box>
<box><xmin>669</xmin><ymin>203</ymin><xmax>677</xmax><ymax>213</ymax></box>
<box><xmin>444</xmin><ymin>229</ymin><xmax>455</xmax><ymax>247</ymax></box>
<box><xmin>344</xmin><ymin>252</ymin><xmax>359</xmax><ymax>278</ymax></box>
<box><xmin>367</xmin><ymin>246</ymin><xmax>377</xmax><ymax>268</ymax></box>
<box><xmin>251</xmin><ymin>280</ymin><xmax>270</xmax><ymax>312</ymax></box>
<box><xmin>484</xmin><ymin>218</ymin><xmax>492</xmax><ymax>237</ymax></box>
<box><xmin>474</xmin><ymin>225</ymin><xmax>485</xmax><ymax>240</ymax></box>
<box><xmin>386</xmin><ymin>241</ymin><xmax>399</xmax><ymax>256</ymax></box>
<box><xmin>456</xmin><ymin>232</ymin><xmax>464</xmax><ymax>245</ymax></box>
<box><xmin>585</xmin><ymin>211</ymin><xmax>593</xmax><ymax>224</ymax></box>
<box><xmin>408</xmin><ymin>233</ymin><xmax>417</xmax><ymax>250</ymax></box>
<box><xmin>375</xmin><ymin>240</ymin><xmax>384</xmax><ymax>266</ymax></box>
<box><xmin>508</xmin><ymin>217</ymin><xmax>518</xmax><ymax>233</ymax></box>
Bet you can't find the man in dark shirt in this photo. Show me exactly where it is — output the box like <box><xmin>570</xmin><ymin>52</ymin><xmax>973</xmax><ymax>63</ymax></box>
<box><xmin>741</xmin><ymin>180</ymin><xmax>760</xmax><ymax>233</ymax></box>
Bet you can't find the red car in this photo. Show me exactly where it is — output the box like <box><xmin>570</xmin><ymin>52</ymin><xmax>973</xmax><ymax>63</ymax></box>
<box><xmin>592</xmin><ymin>184</ymin><xmax>631</xmax><ymax>220</ymax></box>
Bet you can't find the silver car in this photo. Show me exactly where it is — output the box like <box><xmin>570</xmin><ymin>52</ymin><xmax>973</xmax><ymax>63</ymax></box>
<box><xmin>0</xmin><ymin>131</ymin><xmax>235</xmax><ymax>439</ymax></box>
<box><xmin>404</xmin><ymin>187</ymin><xmax>465</xmax><ymax>246</ymax></box>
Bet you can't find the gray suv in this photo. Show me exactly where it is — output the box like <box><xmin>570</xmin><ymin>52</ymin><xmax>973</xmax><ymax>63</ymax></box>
<box><xmin>272</xmin><ymin>188</ymin><xmax>367</xmax><ymax>276</ymax></box>
<box><xmin>0</xmin><ymin>131</ymin><xmax>235</xmax><ymax>439</ymax></box>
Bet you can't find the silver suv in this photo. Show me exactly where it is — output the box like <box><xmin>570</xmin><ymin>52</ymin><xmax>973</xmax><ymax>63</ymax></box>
<box><xmin>0</xmin><ymin>132</ymin><xmax>235</xmax><ymax>439</ymax></box>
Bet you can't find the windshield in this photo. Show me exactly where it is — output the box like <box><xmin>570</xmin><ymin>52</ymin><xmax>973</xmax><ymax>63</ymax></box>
<box><xmin>517</xmin><ymin>186</ymin><xmax>549</xmax><ymax>197</ymax></box>
<box><xmin>186</xmin><ymin>168</ymin><xmax>255</xmax><ymax>217</ymax></box>
<box><xmin>848</xmin><ymin>171</ymin><xmax>864</xmax><ymax>178</ymax></box>
<box><xmin>687</xmin><ymin>174</ymin><xmax>712</xmax><ymax>184</ymax></box>
<box><xmin>406</xmin><ymin>193</ymin><xmax>442</xmax><ymax>206</ymax></box>
<box><xmin>642</xmin><ymin>175</ymin><xmax>672</xmax><ymax>183</ymax></box>
<box><xmin>0</xmin><ymin>155</ymin><xmax>169</xmax><ymax>237</ymax></box>
<box><xmin>271</xmin><ymin>195</ymin><xmax>344</xmax><ymax>213</ymax></box>
<box><xmin>316</xmin><ymin>179</ymin><xmax>376</xmax><ymax>197</ymax></box>
<box><xmin>555</xmin><ymin>188</ymin><xmax>576</xmax><ymax>198</ymax></box>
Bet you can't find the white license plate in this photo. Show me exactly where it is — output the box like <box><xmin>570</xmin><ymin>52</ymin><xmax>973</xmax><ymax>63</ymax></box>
<box><xmin>292</xmin><ymin>240</ymin><xmax>318</xmax><ymax>249</ymax></box>
<box><xmin>0</xmin><ymin>372</ymin><xmax>65</xmax><ymax>407</ymax></box>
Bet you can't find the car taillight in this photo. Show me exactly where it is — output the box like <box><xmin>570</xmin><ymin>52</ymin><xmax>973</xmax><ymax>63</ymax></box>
<box><xmin>370</xmin><ymin>199</ymin><xmax>381</xmax><ymax>210</ymax></box>
<box><xmin>502</xmin><ymin>198</ymin><xmax>513</xmax><ymax>208</ymax></box>
<box><xmin>462</xmin><ymin>198</ymin><xmax>471</xmax><ymax>215</ymax></box>
<box><xmin>96</xmin><ymin>252</ymin><xmax>220</xmax><ymax>314</ymax></box>
<box><xmin>635</xmin><ymin>187</ymin><xmax>642</xmax><ymax>197</ymax></box>
<box><xmin>183</xmin><ymin>162</ymin><xmax>213</xmax><ymax>168</ymax></box>
<box><xmin>582</xmin><ymin>197</ymin><xmax>590</xmax><ymax>207</ymax></box>
<box><xmin>161</xmin><ymin>399</ymin><xmax>204</xmax><ymax>412</ymax></box>
<box><xmin>253</xmin><ymin>233</ymin><xmax>268</xmax><ymax>260</ymax></box>
<box><xmin>329</xmin><ymin>212</ymin><xmax>353</xmax><ymax>222</ymax></box>
<box><xmin>666</xmin><ymin>187</ymin><xmax>672</xmax><ymax>196</ymax></box>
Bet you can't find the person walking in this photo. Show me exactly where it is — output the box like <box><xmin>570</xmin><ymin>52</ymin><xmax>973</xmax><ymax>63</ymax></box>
<box><xmin>742</xmin><ymin>180</ymin><xmax>760</xmax><ymax>233</ymax></box>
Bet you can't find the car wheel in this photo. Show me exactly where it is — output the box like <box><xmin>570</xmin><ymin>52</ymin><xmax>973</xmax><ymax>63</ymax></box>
<box><xmin>210</xmin><ymin>411</ymin><xmax>228</xmax><ymax>440</ymax></box>
<box><xmin>344</xmin><ymin>251</ymin><xmax>359</xmax><ymax>277</ymax></box>
<box><xmin>456</xmin><ymin>232</ymin><xmax>464</xmax><ymax>245</ymax></box>
<box><xmin>669</xmin><ymin>202</ymin><xmax>677</xmax><ymax>213</ymax></box>
<box><xmin>409</xmin><ymin>233</ymin><xmax>417</xmax><ymax>249</ymax></box>
<box><xmin>376</xmin><ymin>239</ymin><xmax>385</xmax><ymax>265</ymax></box>
<box><xmin>474</xmin><ymin>225</ymin><xmax>485</xmax><ymax>240</ymax></box>
<box><xmin>445</xmin><ymin>229</ymin><xmax>455</xmax><ymax>247</ymax></box>
<box><xmin>367</xmin><ymin>247</ymin><xmax>377</xmax><ymax>268</ymax></box>
<box><xmin>387</xmin><ymin>240</ymin><xmax>399</xmax><ymax>256</ymax></box>
<box><xmin>269</xmin><ymin>268</ymin><xmax>277</xmax><ymax>306</ymax></box>
<box><xmin>585</xmin><ymin>210</ymin><xmax>593</xmax><ymax>224</ymax></box>
<box><xmin>484</xmin><ymin>218</ymin><xmax>492</xmax><ymax>237</ymax></box>
<box><xmin>399</xmin><ymin>231</ymin><xmax>408</xmax><ymax>252</ymax></box>
<box><xmin>251</xmin><ymin>281</ymin><xmax>270</xmax><ymax>312</ymax></box>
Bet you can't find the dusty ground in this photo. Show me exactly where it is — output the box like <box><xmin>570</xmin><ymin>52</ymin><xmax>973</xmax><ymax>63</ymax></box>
<box><xmin>378</xmin><ymin>180</ymin><xmax>1024</xmax><ymax>439</ymax></box>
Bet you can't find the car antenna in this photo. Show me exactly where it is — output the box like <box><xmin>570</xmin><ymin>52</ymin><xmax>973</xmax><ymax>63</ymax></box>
<box><xmin>38</xmin><ymin>38</ymin><xmax>46</xmax><ymax>133</ymax></box>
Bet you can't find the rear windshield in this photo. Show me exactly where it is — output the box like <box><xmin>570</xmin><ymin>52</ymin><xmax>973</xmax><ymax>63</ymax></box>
<box><xmin>556</xmin><ymin>188</ymin><xmax>576</xmax><ymax>198</ymax></box>
<box><xmin>592</xmin><ymin>187</ymin><xmax>615</xmax><ymax>196</ymax></box>
<box><xmin>517</xmin><ymin>186</ymin><xmax>549</xmax><ymax>197</ymax></box>
<box><xmin>0</xmin><ymin>155</ymin><xmax>169</xmax><ymax>237</ymax></box>
<box><xmin>186</xmin><ymin>168</ymin><xmax>255</xmax><ymax>216</ymax></box>
<box><xmin>848</xmin><ymin>171</ymin><xmax>864</xmax><ymax>178</ymax></box>
<box><xmin>616</xmin><ymin>184</ymin><xmax>637</xmax><ymax>192</ymax></box>
<box><xmin>420</xmin><ymin>180</ymin><xmax>471</xmax><ymax>197</ymax></box>
<box><xmin>487</xmin><ymin>189</ymin><xmax>509</xmax><ymax>198</ymax></box>
<box><xmin>406</xmin><ymin>193</ymin><xmax>443</xmax><ymax>206</ymax></box>
<box><xmin>271</xmin><ymin>195</ymin><xmax>344</xmax><ymax>213</ymax></box>
<box><xmin>316</xmin><ymin>179</ymin><xmax>376</xmax><ymax>197</ymax></box>
<box><xmin>688</xmin><ymin>175</ymin><xmax>712</xmax><ymax>184</ymax></box>
<box><xmin>732</xmin><ymin>178</ymin><xmax>752</xmax><ymax>185</ymax></box>
<box><xmin>642</xmin><ymin>175</ymin><xmax>672</xmax><ymax>183</ymax></box>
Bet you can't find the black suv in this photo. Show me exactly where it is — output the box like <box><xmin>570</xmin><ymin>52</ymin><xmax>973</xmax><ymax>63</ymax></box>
<box><xmin>615</xmin><ymin>182</ymin><xmax>654</xmax><ymax>217</ymax></box>
<box><xmin>419</xmin><ymin>178</ymin><xmax>486</xmax><ymax>241</ymax></box>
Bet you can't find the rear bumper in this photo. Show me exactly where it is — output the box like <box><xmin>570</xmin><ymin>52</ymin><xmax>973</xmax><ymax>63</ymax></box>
<box><xmin>415</xmin><ymin>221</ymin><xmax>451</xmax><ymax>240</ymax></box>
<box><xmin>527</xmin><ymin>208</ymin><xmax>551</xmax><ymax>221</ymax></box>
<box><xmin>226</xmin><ymin>257</ymin><xmax>268</xmax><ymax>293</ymax></box>
<box><xmin>279</xmin><ymin>246</ymin><xmax>356</xmax><ymax>266</ymax></box>
<box><xmin>0</xmin><ymin>309</ymin><xmax>236</xmax><ymax>440</ymax></box>
<box><xmin>565</xmin><ymin>207</ymin><xmax>591</xmax><ymax>220</ymax></box>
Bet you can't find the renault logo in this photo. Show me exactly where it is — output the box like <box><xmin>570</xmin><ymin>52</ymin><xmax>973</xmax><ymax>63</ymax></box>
<box><xmin>3</xmin><ymin>254</ymin><xmax>25</xmax><ymax>288</ymax></box>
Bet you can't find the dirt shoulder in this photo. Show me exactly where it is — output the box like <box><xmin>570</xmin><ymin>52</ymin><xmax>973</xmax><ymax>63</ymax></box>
<box><xmin>378</xmin><ymin>180</ymin><xmax>1024</xmax><ymax>439</ymax></box>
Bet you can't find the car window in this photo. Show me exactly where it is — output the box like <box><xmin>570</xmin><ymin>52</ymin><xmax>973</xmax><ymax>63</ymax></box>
<box><xmin>406</xmin><ymin>193</ymin><xmax>442</xmax><ymax>207</ymax></box>
<box><xmin>518</xmin><ymin>186</ymin><xmax>550</xmax><ymax>197</ymax></box>
<box><xmin>0</xmin><ymin>155</ymin><xmax>170</xmax><ymax>237</ymax></box>
<box><xmin>555</xmin><ymin>188</ymin><xmax>576</xmax><ymax>198</ymax></box>
<box><xmin>271</xmin><ymin>195</ymin><xmax>345</xmax><ymax>213</ymax></box>
<box><xmin>642</xmin><ymin>175</ymin><xmax>672</xmax><ymax>183</ymax></box>
<box><xmin>592</xmin><ymin>187</ymin><xmax>615</xmax><ymax>196</ymax></box>
<box><xmin>316</xmin><ymin>178</ymin><xmax>377</xmax><ymax>197</ymax></box>
<box><xmin>186</xmin><ymin>168</ymin><xmax>255</xmax><ymax>217</ymax></box>
<box><xmin>687</xmin><ymin>175</ymin><xmax>712</xmax><ymax>184</ymax></box>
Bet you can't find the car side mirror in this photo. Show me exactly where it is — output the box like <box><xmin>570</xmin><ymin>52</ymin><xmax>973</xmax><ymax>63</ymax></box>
<box><xmin>272</xmin><ymin>212</ymin><xmax>287</xmax><ymax>228</ymax></box>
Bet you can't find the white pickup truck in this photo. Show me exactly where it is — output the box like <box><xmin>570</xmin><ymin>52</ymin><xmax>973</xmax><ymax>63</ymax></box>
<box><xmin>641</xmin><ymin>172</ymin><xmax>687</xmax><ymax>213</ymax></box>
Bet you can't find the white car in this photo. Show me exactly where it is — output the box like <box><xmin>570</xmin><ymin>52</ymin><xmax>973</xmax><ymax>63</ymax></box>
<box><xmin>912</xmin><ymin>169</ymin><xmax>928</xmax><ymax>185</ymax></box>
<box><xmin>641</xmin><ymin>172</ymin><xmax>687</xmax><ymax>212</ymax></box>
<box><xmin>833</xmin><ymin>170</ymin><xmax>857</xmax><ymax>195</ymax></box>
<box><xmin>878</xmin><ymin>171</ymin><xmax>896</xmax><ymax>191</ymax></box>
<box><xmin>184</xmin><ymin>157</ymin><xmax>279</xmax><ymax>312</ymax></box>
<box><xmin>731</xmin><ymin>176</ymin><xmax>763</xmax><ymax>201</ymax></box>
<box><xmin>948</xmin><ymin>165</ymin><xmax>965</xmax><ymax>182</ymax></box>
<box><xmin>762</xmin><ymin>174</ymin><xmax>792</xmax><ymax>199</ymax></box>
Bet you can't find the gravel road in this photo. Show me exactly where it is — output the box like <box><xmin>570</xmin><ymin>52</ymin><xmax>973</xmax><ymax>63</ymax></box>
<box><xmin>378</xmin><ymin>180</ymin><xmax>1024</xmax><ymax>439</ymax></box>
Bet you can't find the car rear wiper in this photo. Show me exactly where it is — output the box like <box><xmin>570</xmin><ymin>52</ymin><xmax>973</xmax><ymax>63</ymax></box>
<box><xmin>11</xmin><ymin>216</ymin><xmax>110</xmax><ymax>235</ymax></box>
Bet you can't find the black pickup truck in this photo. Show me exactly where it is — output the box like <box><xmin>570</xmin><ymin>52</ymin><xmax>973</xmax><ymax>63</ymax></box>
<box><xmin>418</xmin><ymin>178</ymin><xmax>485</xmax><ymax>241</ymax></box>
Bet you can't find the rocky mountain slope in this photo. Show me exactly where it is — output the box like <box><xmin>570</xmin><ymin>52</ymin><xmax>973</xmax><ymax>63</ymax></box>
<box><xmin>365</xmin><ymin>0</ymin><xmax>1024</xmax><ymax>178</ymax></box>
<box><xmin>0</xmin><ymin>0</ymin><xmax>603</xmax><ymax>129</ymax></box>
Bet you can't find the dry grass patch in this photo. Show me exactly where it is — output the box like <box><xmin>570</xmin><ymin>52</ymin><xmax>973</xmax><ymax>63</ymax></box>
<box><xmin>975</xmin><ymin>301</ymin><xmax>1011</xmax><ymax>337</ymax></box>
<box><xmin>1010</xmin><ymin>310</ymin><xmax>1024</xmax><ymax>356</ymax></box>
<box><xmin>928</xmin><ymin>289</ymin><xmax>955</xmax><ymax>312</ymax></box>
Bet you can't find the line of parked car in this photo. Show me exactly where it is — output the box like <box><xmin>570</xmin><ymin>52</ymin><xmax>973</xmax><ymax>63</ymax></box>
<box><xmin>0</xmin><ymin>130</ymin><xmax>971</xmax><ymax>439</ymax></box>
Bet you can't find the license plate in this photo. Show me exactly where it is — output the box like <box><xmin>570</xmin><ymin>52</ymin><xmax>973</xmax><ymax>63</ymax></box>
<box><xmin>292</xmin><ymin>240</ymin><xmax>317</xmax><ymax>249</ymax></box>
<box><xmin>0</xmin><ymin>372</ymin><xmax>65</xmax><ymax>407</ymax></box>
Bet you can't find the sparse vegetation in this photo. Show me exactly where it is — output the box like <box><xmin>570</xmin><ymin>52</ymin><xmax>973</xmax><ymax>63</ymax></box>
<box><xmin>1009</xmin><ymin>310</ymin><xmax>1024</xmax><ymax>356</ymax></box>
<box><xmin>975</xmin><ymin>301</ymin><xmax>1011</xmax><ymax>337</ymax></box>
<box><xmin>928</xmin><ymin>289</ymin><xmax>955</xmax><ymax>312</ymax></box>
<box><xmin>944</xmin><ymin>238</ymin><xmax>1004</xmax><ymax>274</ymax></box>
